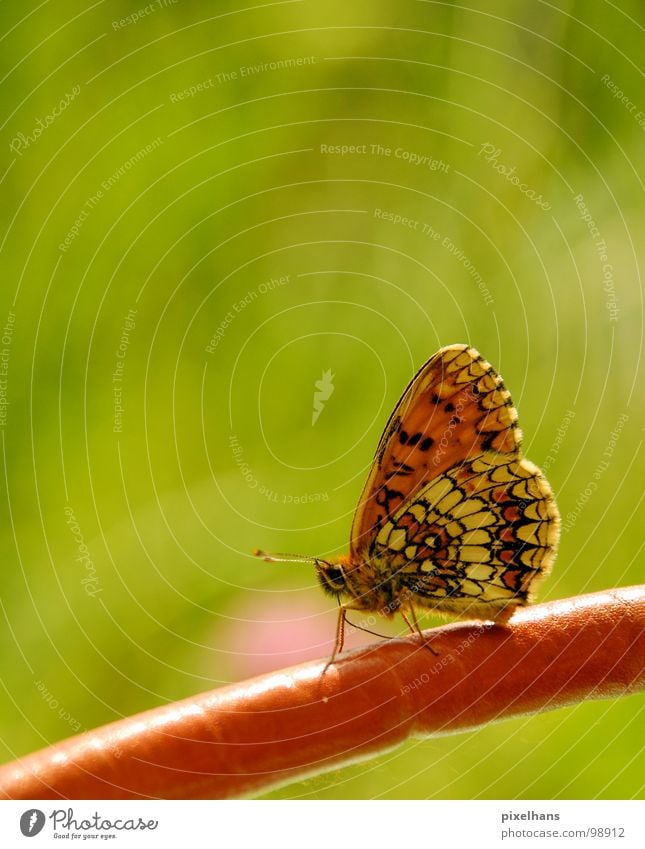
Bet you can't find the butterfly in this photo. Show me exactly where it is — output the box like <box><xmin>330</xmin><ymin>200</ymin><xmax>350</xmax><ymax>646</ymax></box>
<box><xmin>255</xmin><ymin>345</ymin><xmax>560</xmax><ymax>660</ymax></box>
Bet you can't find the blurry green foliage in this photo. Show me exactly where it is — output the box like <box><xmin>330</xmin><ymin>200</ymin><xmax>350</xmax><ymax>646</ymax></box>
<box><xmin>0</xmin><ymin>0</ymin><xmax>642</xmax><ymax>798</ymax></box>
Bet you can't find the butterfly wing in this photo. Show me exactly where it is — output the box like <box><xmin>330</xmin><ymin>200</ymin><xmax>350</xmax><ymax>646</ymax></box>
<box><xmin>373</xmin><ymin>454</ymin><xmax>560</xmax><ymax>617</ymax></box>
<box><xmin>348</xmin><ymin>344</ymin><xmax>559</xmax><ymax>616</ymax></box>
<box><xmin>350</xmin><ymin>345</ymin><xmax>522</xmax><ymax>559</ymax></box>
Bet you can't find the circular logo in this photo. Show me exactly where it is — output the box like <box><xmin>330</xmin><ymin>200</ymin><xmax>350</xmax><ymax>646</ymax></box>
<box><xmin>20</xmin><ymin>809</ymin><xmax>45</xmax><ymax>837</ymax></box>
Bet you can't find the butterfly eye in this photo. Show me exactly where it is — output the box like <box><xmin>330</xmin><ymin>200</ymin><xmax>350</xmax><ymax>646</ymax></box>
<box><xmin>315</xmin><ymin>560</ymin><xmax>347</xmax><ymax>596</ymax></box>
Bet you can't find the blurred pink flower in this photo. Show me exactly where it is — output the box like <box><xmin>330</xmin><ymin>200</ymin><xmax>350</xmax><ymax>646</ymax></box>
<box><xmin>221</xmin><ymin>593</ymin><xmax>391</xmax><ymax>678</ymax></box>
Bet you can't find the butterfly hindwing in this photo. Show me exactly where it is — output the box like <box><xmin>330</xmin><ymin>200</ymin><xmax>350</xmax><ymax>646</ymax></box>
<box><xmin>371</xmin><ymin>453</ymin><xmax>560</xmax><ymax>615</ymax></box>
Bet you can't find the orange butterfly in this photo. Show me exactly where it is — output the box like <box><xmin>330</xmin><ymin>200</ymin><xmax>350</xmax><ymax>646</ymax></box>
<box><xmin>255</xmin><ymin>345</ymin><xmax>560</xmax><ymax>660</ymax></box>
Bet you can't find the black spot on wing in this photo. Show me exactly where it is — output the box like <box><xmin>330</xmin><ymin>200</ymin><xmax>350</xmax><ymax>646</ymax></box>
<box><xmin>375</xmin><ymin>484</ymin><xmax>406</xmax><ymax>516</ymax></box>
<box><xmin>389</xmin><ymin>459</ymin><xmax>414</xmax><ymax>477</ymax></box>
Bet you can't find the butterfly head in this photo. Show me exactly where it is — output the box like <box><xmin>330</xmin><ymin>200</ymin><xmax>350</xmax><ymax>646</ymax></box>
<box><xmin>253</xmin><ymin>548</ymin><xmax>350</xmax><ymax>599</ymax></box>
<box><xmin>315</xmin><ymin>556</ymin><xmax>350</xmax><ymax>598</ymax></box>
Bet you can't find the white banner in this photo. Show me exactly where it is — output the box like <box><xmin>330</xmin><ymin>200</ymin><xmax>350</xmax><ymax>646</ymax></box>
<box><xmin>0</xmin><ymin>800</ymin><xmax>642</xmax><ymax>848</ymax></box>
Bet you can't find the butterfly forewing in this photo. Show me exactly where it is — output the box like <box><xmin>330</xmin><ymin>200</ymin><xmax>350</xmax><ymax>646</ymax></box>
<box><xmin>350</xmin><ymin>345</ymin><xmax>523</xmax><ymax>561</ymax></box>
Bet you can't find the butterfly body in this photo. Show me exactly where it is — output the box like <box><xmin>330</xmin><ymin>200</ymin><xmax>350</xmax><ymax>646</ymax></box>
<box><xmin>257</xmin><ymin>344</ymin><xmax>560</xmax><ymax>656</ymax></box>
<box><xmin>315</xmin><ymin>553</ymin><xmax>407</xmax><ymax>616</ymax></box>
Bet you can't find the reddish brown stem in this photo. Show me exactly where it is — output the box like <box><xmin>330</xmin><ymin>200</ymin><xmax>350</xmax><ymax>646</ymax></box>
<box><xmin>0</xmin><ymin>587</ymin><xmax>643</xmax><ymax>800</ymax></box>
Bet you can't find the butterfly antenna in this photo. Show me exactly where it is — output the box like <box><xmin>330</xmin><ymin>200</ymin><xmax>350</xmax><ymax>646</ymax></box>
<box><xmin>252</xmin><ymin>549</ymin><xmax>320</xmax><ymax>565</ymax></box>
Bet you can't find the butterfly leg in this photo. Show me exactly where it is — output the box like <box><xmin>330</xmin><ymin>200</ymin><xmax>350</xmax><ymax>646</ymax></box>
<box><xmin>323</xmin><ymin>602</ymin><xmax>385</xmax><ymax>676</ymax></box>
<box><xmin>401</xmin><ymin>607</ymin><xmax>440</xmax><ymax>656</ymax></box>
<box><xmin>321</xmin><ymin>604</ymin><xmax>348</xmax><ymax>676</ymax></box>
<box><xmin>332</xmin><ymin>604</ymin><xmax>347</xmax><ymax>661</ymax></box>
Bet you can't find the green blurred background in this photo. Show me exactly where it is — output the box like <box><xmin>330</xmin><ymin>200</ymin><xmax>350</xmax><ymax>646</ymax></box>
<box><xmin>0</xmin><ymin>0</ymin><xmax>643</xmax><ymax>799</ymax></box>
